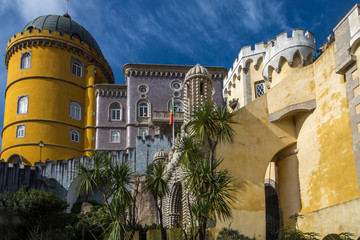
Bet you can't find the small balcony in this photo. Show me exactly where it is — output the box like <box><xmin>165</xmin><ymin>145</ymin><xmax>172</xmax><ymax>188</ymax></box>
<box><xmin>152</xmin><ymin>111</ymin><xmax>184</xmax><ymax>123</ymax></box>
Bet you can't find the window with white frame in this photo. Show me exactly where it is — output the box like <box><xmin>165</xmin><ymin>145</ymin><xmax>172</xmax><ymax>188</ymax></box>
<box><xmin>169</xmin><ymin>99</ymin><xmax>184</xmax><ymax>112</ymax></box>
<box><xmin>139</xmin><ymin>129</ymin><xmax>148</xmax><ymax>140</ymax></box>
<box><xmin>111</xmin><ymin>131</ymin><xmax>120</xmax><ymax>143</ymax></box>
<box><xmin>255</xmin><ymin>81</ymin><xmax>266</xmax><ymax>98</ymax></box>
<box><xmin>70</xmin><ymin>129</ymin><xmax>80</xmax><ymax>143</ymax></box>
<box><xmin>109</xmin><ymin>102</ymin><xmax>121</xmax><ymax>121</ymax></box>
<box><xmin>138</xmin><ymin>101</ymin><xmax>149</xmax><ymax>117</ymax></box>
<box><xmin>70</xmin><ymin>101</ymin><xmax>81</xmax><ymax>120</ymax></box>
<box><xmin>17</xmin><ymin>95</ymin><xmax>28</xmax><ymax>115</ymax></box>
<box><xmin>16</xmin><ymin>125</ymin><xmax>25</xmax><ymax>138</ymax></box>
<box><xmin>71</xmin><ymin>57</ymin><xmax>83</xmax><ymax>77</ymax></box>
<box><xmin>20</xmin><ymin>51</ymin><xmax>31</xmax><ymax>70</ymax></box>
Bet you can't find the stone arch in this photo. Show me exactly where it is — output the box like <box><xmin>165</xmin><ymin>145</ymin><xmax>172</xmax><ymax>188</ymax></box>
<box><xmin>7</xmin><ymin>153</ymin><xmax>25</xmax><ymax>164</ymax></box>
<box><xmin>277</xmin><ymin>56</ymin><xmax>288</xmax><ymax>72</ymax></box>
<box><xmin>322</xmin><ymin>234</ymin><xmax>341</xmax><ymax>240</ymax></box>
<box><xmin>306</xmin><ymin>51</ymin><xmax>314</xmax><ymax>64</ymax></box>
<box><xmin>169</xmin><ymin>182</ymin><xmax>183</xmax><ymax>228</ymax></box>
<box><xmin>245</xmin><ymin>59</ymin><xmax>253</xmax><ymax>72</ymax></box>
<box><xmin>255</xmin><ymin>56</ymin><xmax>263</xmax><ymax>70</ymax></box>
<box><xmin>237</xmin><ymin>65</ymin><xmax>243</xmax><ymax>77</ymax></box>
<box><xmin>227</xmin><ymin>82</ymin><xmax>232</xmax><ymax>96</ymax></box>
<box><xmin>292</xmin><ymin>50</ymin><xmax>303</xmax><ymax>67</ymax></box>
<box><xmin>350</xmin><ymin>36</ymin><xmax>360</xmax><ymax>55</ymax></box>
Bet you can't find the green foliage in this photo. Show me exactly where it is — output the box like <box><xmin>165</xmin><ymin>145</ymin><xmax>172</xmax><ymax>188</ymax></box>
<box><xmin>216</xmin><ymin>227</ymin><xmax>255</xmax><ymax>240</ymax></box>
<box><xmin>75</xmin><ymin>151</ymin><xmax>134</xmax><ymax>240</ymax></box>
<box><xmin>278</xmin><ymin>214</ymin><xmax>319</xmax><ymax>240</ymax></box>
<box><xmin>0</xmin><ymin>188</ymin><xmax>69</xmax><ymax>240</ymax></box>
<box><xmin>145</xmin><ymin>162</ymin><xmax>170</xmax><ymax>201</ymax></box>
<box><xmin>71</xmin><ymin>200</ymin><xmax>99</xmax><ymax>214</ymax></box>
<box><xmin>178</xmin><ymin>102</ymin><xmax>237</xmax><ymax>240</ymax></box>
<box><xmin>144</xmin><ymin>161</ymin><xmax>169</xmax><ymax>240</ymax></box>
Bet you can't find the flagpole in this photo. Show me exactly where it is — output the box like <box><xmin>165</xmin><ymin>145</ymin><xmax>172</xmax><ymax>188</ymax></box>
<box><xmin>172</xmin><ymin>97</ymin><xmax>175</xmax><ymax>146</ymax></box>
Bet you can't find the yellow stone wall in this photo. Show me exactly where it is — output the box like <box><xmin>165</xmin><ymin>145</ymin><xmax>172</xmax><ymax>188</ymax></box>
<box><xmin>216</xmin><ymin>43</ymin><xmax>360</xmax><ymax>239</ymax></box>
<box><xmin>1</xmin><ymin>29</ymin><xmax>112</xmax><ymax>165</ymax></box>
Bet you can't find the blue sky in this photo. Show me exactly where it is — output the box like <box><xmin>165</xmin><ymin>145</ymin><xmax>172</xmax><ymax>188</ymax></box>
<box><xmin>0</xmin><ymin>0</ymin><xmax>358</xmax><ymax>147</ymax></box>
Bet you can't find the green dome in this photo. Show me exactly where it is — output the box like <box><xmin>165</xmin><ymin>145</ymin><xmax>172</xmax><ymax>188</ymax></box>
<box><xmin>23</xmin><ymin>14</ymin><xmax>102</xmax><ymax>55</ymax></box>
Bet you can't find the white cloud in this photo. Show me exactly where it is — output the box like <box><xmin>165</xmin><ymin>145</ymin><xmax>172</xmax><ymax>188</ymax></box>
<box><xmin>13</xmin><ymin>0</ymin><xmax>65</xmax><ymax>22</ymax></box>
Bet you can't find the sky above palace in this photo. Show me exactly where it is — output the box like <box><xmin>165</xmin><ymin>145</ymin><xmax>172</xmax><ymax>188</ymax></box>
<box><xmin>0</xmin><ymin>0</ymin><xmax>358</xmax><ymax>147</ymax></box>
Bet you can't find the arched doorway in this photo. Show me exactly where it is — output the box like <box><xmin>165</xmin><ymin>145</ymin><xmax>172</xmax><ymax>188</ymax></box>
<box><xmin>169</xmin><ymin>182</ymin><xmax>183</xmax><ymax>228</ymax></box>
<box><xmin>7</xmin><ymin>154</ymin><xmax>24</xmax><ymax>164</ymax></box>
<box><xmin>265</xmin><ymin>184</ymin><xmax>280</xmax><ymax>240</ymax></box>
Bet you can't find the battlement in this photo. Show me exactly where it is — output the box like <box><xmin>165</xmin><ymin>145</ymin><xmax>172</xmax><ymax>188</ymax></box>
<box><xmin>224</xmin><ymin>42</ymin><xmax>266</xmax><ymax>94</ymax></box>
<box><xmin>5</xmin><ymin>29</ymin><xmax>114</xmax><ymax>83</ymax></box>
<box><xmin>223</xmin><ymin>29</ymin><xmax>316</xmax><ymax>99</ymax></box>
<box><xmin>263</xmin><ymin>29</ymin><xmax>315</xmax><ymax>79</ymax></box>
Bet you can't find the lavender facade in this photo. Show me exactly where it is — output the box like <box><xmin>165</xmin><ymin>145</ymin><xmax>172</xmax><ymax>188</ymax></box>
<box><xmin>94</xmin><ymin>63</ymin><xmax>227</xmax><ymax>152</ymax></box>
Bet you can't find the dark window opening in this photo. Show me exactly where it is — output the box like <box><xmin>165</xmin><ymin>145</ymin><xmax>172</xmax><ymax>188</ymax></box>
<box><xmin>200</xmin><ymin>82</ymin><xmax>204</xmax><ymax>95</ymax></box>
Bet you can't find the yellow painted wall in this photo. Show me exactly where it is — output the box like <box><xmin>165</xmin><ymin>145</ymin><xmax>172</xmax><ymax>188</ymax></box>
<box><xmin>249</xmin><ymin>61</ymin><xmax>264</xmax><ymax>101</ymax></box>
<box><xmin>217</xmin><ymin>43</ymin><xmax>360</xmax><ymax>238</ymax></box>
<box><xmin>1</xmin><ymin>30</ymin><xmax>113</xmax><ymax>164</ymax></box>
<box><xmin>215</xmin><ymin>96</ymin><xmax>297</xmax><ymax>239</ymax></box>
<box><xmin>296</xmin><ymin>44</ymin><xmax>359</xmax><ymax>215</ymax></box>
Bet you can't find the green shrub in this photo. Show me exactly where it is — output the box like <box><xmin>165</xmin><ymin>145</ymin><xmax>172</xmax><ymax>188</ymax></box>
<box><xmin>216</xmin><ymin>227</ymin><xmax>255</xmax><ymax>240</ymax></box>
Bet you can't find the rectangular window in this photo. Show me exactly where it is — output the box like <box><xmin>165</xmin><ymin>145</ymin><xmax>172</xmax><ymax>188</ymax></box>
<box><xmin>70</xmin><ymin>57</ymin><xmax>83</xmax><ymax>77</ymax></box>
<box><xmin>70</xmin><ymin>129</ymin><xmax>80</xmax><ymax>143</ymax></box>
<box><xmin>111</xmin><ymin>131</ymin><xmax>121</xmax><ymax>143</ymax></box>
<box><xmin>16</xmin><ymin>124</ymin><xmax>25</xmax><ymax>138</ymax></box>
<box><xmin>69</xmin><ymin>100</ymin><xmax>82</xmax><ymax>121</ymax></box>
<box><xmin>17</xmin><ymin>95</ymin><xmax>29</xmax><ymax>115</ymax></box>
<box><xmin>20</xmin><ymin>51</ymin><xmax>31</xmax><ymax>70</ymax></box>
<box><xmin>255</xmin><ymin>81</ymin><xmax>266</xmax><ymax>98</ymax></box>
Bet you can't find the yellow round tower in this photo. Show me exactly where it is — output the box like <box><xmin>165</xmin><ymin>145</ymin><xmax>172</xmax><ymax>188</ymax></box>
<box><xmin>1</xmin><ymin>14</ymin><xmax>114</xmax><ymax>165</ymax></box>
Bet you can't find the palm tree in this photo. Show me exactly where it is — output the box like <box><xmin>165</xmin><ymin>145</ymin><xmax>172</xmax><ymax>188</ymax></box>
<box><xmin>177</xmin><ymin>101</ymin><xmax>237</xmax><ymax>240</ymax></box>
<box><xmin>76</xmin><ymin>151</ymin><xmax>133</xmax><ymax>240</ymax></box>
<box><xmin>186</xmin><ymin>102</ymin><xmax>236</xmax><ymax>173</ymax></box>
<box><xmin>144</xmin><ymin>162</ymin><xmax>170</xmax><ymax>240</ymax></box>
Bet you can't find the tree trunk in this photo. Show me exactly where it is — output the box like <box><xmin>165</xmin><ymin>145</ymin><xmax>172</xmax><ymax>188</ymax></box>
<box><xmin>157</xmin><ymin>201</ymin><xmax>167</xmax><ymax>240</ymax></box>
<box><xmin>198</xmin><ymin>217</ymin><xmax>207</xmax><ymax>240</ymax></box>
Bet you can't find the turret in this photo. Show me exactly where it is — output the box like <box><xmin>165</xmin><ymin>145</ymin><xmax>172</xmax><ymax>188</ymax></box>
<box><xmin>1</xmin><ymin>14</ymin><xmax>114</xmax><ymax>165</ymax></box>
<box><xmin>183</xmin><ymin>64</ymin><xmax>213</xmax><ymax>122</ymax></box>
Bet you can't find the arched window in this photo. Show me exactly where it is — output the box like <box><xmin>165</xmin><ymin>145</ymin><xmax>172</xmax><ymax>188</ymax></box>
<box><xmin>169</xmin><ymin>99</ymin><xmax>184</xmax><ymax>112</ymax></box>
<box><xmin>111</xmin><ymin>131</ymin><xmax>120</xmax><ymax>143</ymax></box>
<box><xmin>70</xmin><ymin>102</ymin><xmax>81</xmax><ymax>120</ymax></box>
<box><xmin>70</xmin><ymin>129</ymin><xmax>80</xmax><ymax>143</ymax></box>
<box><xmin>71</xmin><ymin>57</ymin><xmax>83</xmax><ymax>77</ymax></box>
<box><xmin>138</xmin><ymin>101</ymin><xmax>149</xmax><ymax>117</ymax></box>
<box><xmin>139</xmin><ymin>129</ymin><xmax>148</xmax><ymax>140</ymax></box>
<box><xmin>109</xmin><ymin>102</ymin><xmax>121</xmax><ymax>121</ymax></box>
<box><xmin>17</xmin><ymin>96</ymin><xmax>28</xmax><ymax>115</ymax></box>
<box><xmin>20</xmin><ymin>51</ymin><xmax>31</xmax><ymax>70</ymax></box>
<box><xmin>16</xmin><ymin>125</ymin><xmax>25</xmax><ymax>138</ymax></box>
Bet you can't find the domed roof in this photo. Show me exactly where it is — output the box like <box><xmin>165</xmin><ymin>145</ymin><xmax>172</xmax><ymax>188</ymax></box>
<box><xmin>153</xmin><ymin>148</ymin><xmax>168</xmax><ymax>163</ymax></box>
<box><xmin>185</xmin><ymin>63</ymin><xmax>210</xmax><ymax>79</ymax></box>
<box><xmin>23</xmin><ymin>14</ymin><xmax>102</xmax><ymax>55</ymax></box>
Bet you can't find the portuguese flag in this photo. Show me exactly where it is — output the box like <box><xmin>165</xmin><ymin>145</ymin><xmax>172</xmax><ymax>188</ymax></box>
<box><xmin>169</xmin><ymin>101</ymin><xmax>174</xmax><ymax>125</ymax></box>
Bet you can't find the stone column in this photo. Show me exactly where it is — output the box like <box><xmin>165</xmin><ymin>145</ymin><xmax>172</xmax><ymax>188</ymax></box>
<box><xmin>276</xmin><ymin>148</ymin><xmax>301</xmax><ymax>227</ymax></box>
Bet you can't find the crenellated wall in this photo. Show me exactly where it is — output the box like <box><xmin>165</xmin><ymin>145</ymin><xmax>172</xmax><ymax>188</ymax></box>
<box><xmin>223</xmin><ymin>29</ymin><xmax>316</xmax><ymax>109</ymax></box>
<box><xmin>263</xmin><ymin>29</ymin><xmax>315</xmax><ymax>79</ymax></box>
